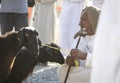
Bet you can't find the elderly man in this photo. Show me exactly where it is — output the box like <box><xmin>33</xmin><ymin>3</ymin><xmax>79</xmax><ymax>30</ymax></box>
<box><xmin>57</xmin><ymin>6</ymin><xmax>100</xmax><ymax>83</ymax></box>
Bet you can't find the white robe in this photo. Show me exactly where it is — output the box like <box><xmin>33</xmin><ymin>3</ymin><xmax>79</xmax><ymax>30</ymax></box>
<box><xmin>57</xmin><ymin>35</ymin><xmax>94</xmax><ymax>83</ymax></box>
<box><xmin>92</xmin><ymin>0</ymin><xmax>104</xmax><ymax>9</ymax></box>
<box><xmin>57</xmin><ymin>65</ymin><xmax>91</xmax><ymax>83</ymax></box>
<box><xmin>58</xmin><ymin>0</ymin><xmax>84</xmax><ymax>57</ymax></box>
<box><xmin>30</xmin><ymin>0</ymin><xmax>57</xmax><ymax>44</ymax></box>
<box><xmin>75</xmin><ymin>35</ymin><xmax>94</xmax><ymax>67</ymax></box>
<box><xmin>91</xmin><ymin>0</ymin><xmax>120</xmax><ymax>83</ymax></box>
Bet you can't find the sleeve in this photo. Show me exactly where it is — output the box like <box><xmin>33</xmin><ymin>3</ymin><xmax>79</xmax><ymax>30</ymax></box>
<box><xmin>85</xmin><ymin>37</ymin><xmax>94</xmax><ymax>68</ymax></box>
<box><xmin>41</xmin><ymin>0</ymin><xmax>57</xmax><ymax>4</ymax></box>
<box><xmin>85</xmin><ymin>52</ymin><xmax>92</xmax><ymax>68</ymax></box>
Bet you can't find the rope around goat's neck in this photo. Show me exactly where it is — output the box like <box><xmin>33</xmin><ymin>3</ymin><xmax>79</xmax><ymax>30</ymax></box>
<box><xmin>42</xmin><ymin>44</ymin><xmax>60</xmax><ymax>51</ymax></box>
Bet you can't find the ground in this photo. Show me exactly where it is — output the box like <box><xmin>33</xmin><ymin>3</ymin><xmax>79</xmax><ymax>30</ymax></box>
<box><xmin>22</xmin><ymin>63</ymin><xmax>61</xmax><ymax>83</ymax></box>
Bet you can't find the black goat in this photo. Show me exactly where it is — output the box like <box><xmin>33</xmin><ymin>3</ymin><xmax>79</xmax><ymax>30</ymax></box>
<box><xmin>0</xmin><ymin>27</ymin><xmax>40</xmax><ymax>83</ymax></box>
<box><xmin>38</xmin><ymin>43</ymin><xmax>65</xmax><ymax>64</ymax></box>
<box><xmin>4</xmin><ymin>43</ymin><xmax>64</xmax><ymax>83</ymax></box>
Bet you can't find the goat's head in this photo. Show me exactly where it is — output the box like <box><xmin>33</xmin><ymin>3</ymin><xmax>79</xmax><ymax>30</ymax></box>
<box><xmin>18</xmin><ymin>27</ymin><xmax>41</xmax><ymax>56</ymax></box>
<box><xmin>38</xmin><ymin>43</ymin><xmax>65</xmax><ymax>64</ymax></box>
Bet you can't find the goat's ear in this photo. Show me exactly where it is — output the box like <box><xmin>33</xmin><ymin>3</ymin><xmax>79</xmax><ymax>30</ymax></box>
<box><xmin>34</xmin><ymin>30</ymin><xmax>39</xmax><ymax>36</ymax></box>
<box><xmin>38</xmin><ymin>38</ymin><xmax>42</xmax><ymax>47</ymax></box>
<box><xmin>50</xmin><ymin>43</ymin><xmax>60</xmax><ymax>49</ymax></box>
<box><xmin>18</xmin><ymin>27</ymin><xmax>26</xmax><ymax>45</ymax></box>
<box><xmin>18</xmin><ymin>27</ymin><xmax>25</xmax><ymax>31</ymax></box>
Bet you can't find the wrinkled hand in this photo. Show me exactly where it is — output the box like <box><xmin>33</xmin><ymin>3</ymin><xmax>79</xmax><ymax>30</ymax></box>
<box><xmin>70</xmin><ymin>49</ymin><xmax>87</xmax><ymax>60</ymax></box>
<box><xmin>66</xmin><ymin>55</ymin><xmax>75</xmax><ymax>66</ymax></box>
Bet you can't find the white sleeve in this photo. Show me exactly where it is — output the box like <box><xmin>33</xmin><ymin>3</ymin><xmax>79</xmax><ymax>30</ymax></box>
<box><xmin>85</xmin><ymin>52</ymin><xmax>92</xmax><ymax>68</ymax></box>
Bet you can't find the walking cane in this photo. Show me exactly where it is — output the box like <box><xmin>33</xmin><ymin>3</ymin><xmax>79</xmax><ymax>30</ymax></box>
<box><xmin>64</xmin><ymin>29</ymin><xmax>87</xmax><ymax>83</ymax></box>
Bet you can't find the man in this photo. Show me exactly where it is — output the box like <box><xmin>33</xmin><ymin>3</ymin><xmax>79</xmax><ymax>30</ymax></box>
<box><xmin>31</xmin><ymin>0</ymin><xmax>57</xmax><ymax>44</ymax></box>
<box><xmin>57</xmin><ymin>6</ymin><xmax>100</xmax><ymax>83</ymax></box>
<box><xmin>0</xmin><ymin>0</ymin><xmax>28</xmax><ymax>35</ymax></box>
<box><xmin>58</xmin><ymin>0</ymin><xmax>85</xmax><ymax>58</ymax></box>
<box><xmin>91</xmin><ymin>0</ymin><xmax>120</xmax><ymax>83</ymax></box>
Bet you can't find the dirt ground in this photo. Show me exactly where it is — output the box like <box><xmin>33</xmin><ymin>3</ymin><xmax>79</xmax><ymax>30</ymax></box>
<box><xmin>22</xmin><ymin>63</ymin><xmax>61</xmax><ymax>83</ymax></box>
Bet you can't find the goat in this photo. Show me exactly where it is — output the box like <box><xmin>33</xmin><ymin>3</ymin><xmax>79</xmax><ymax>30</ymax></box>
<box><xmin>38</xmin><ymin>43</ymin><xmax>65</xmax><ymax>64</ymax></box>
<box><xmin>4</xmin><ymin>43</ymin><xmax>64</xmax><ymax>83</ymax></box>
<box><xmin>0</xmin><ymin>27</ymin><xmax>40</xmax><ymax>83</ymax></box>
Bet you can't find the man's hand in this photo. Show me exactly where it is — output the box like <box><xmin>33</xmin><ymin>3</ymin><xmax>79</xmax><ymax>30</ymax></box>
<box><xmin>70</xmin><ymin>49</ymin><xmax>87</xmax><ymax>60</ymax></box>
<box><xmin>66</xmin><ymin>55</ymin><xmax>75</xmax><ymax>66</ymax></box>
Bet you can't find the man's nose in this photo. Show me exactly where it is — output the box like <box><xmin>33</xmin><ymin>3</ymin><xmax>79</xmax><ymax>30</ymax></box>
<box><xmin>79</xmin><ymin>21</ymin><xmax>83</xmax><ymax>26</ymax></box>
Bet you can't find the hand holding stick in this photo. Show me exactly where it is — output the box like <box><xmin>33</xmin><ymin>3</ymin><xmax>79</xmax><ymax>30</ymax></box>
<box><xmin>64</xmin><ymin>28</ymin><xmax>87</xmax><ymax>83</ymax></box>
<box><xmin>64</xmin><ymin>36</ymin><xmax>81</xmax><ymax>83</ymax></box>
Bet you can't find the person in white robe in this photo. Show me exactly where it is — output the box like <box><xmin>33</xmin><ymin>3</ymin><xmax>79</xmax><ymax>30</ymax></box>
<box><xmin>57</xmin><ymin>6</ymin><xmax>100</xmax><ymax>83</ymax></box>
<box><xmin>30</xmin><ymin>0</ymin><xmax>57</xmax><ymax>44</ymax></box>
<box><xmin>91</xmin><ymin>0</ymin><xmax>120</xmax><ymax>83</ymax></box>
<box><xmin>58</xmin><ymin>0</ymin><xmax>85</xmax><ymax>58</ymax></box>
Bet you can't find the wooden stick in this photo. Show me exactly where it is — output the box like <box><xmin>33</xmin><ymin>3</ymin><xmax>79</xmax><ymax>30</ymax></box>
<box><xmin>64</xmin><ymin>36</ymin><xmax>81</xmax><ymax>83</ymax></box>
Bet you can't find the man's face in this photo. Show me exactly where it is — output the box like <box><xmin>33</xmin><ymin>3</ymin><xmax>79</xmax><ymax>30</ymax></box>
<box><xmin>79</xmin><ymin>12</ymin><xmax>93</xmax><ymax>35</ymax></box>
